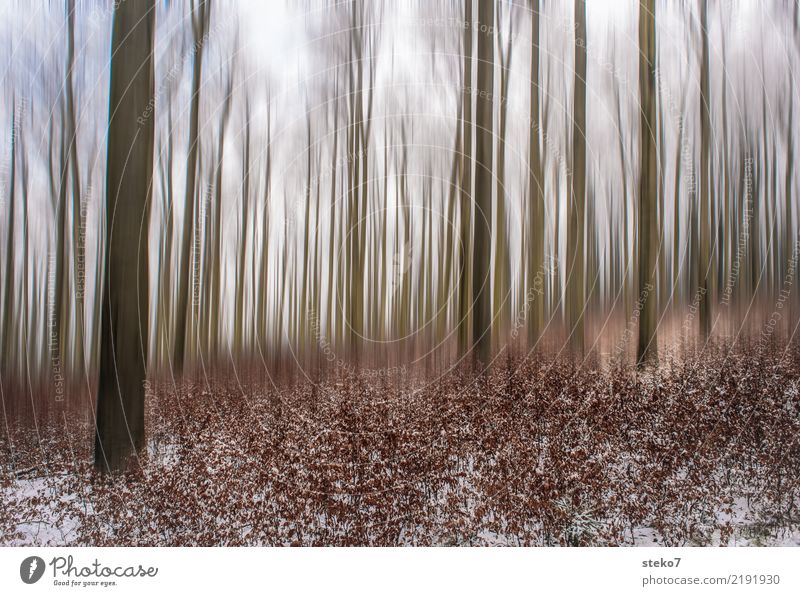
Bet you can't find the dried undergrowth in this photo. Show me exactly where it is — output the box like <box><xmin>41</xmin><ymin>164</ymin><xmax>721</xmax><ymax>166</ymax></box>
<box><xmin>2</xmin><ymin>339</ymin><xmax>799</xmax><ymax>546</ymax></box>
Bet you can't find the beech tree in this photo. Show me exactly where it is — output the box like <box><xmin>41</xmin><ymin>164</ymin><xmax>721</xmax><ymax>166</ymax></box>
<box><xmin>471</xmin><ymin>0</ymin><xmax>494</xmax><ymax>366</ymax></box>
<box><xmin>698</xmin><ymin>0</ymin><xmax>713</xmax><ymax>337</ymax></box>
<box><xmin>94</xmin><ymin>0</ymin><xmax>156</xmax><ymax>473</ymax></box>
<box><xmin>526</xmin><ymin>0</ymin><xmax>545</xmax><ymax>346</ymax></box>
<box><xmin>637</xmin><ymin>0</ymin><xmax>659</xmax><ymax>365</ymax></box>
<box><xmin>173</xmin><ymin>0</ymin><xmax>210</xmax><ymax>373</ymax></box>
<box><xmin>567</xmin><ymin>0</ymin><xmax>587</xmax><ymax>355</ymax></box>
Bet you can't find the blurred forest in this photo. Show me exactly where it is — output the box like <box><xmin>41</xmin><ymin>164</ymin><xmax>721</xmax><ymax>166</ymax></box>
<box><xmin>0</xmin><ymin>0</ymin><xmax>799</xmax><ymax>546</ymax></box>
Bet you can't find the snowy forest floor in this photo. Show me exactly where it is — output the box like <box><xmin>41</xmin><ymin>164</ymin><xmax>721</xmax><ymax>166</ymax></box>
<box><xmin>2</xmin><ymin>338</ymin><xmax>800</xmax><ymax>546</ymax></box>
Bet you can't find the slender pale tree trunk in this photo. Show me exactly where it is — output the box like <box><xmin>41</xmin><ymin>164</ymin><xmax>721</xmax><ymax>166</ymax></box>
<box><xmin>53</xmin><ymin>121</ymin><xmax>69</xmax><ymax>401</ymax></box>
<box><xmin>719</xmin><ymin>25</ymin><xmax>732</xmax><ymax>308</ymax></box>
<box><xmin>298</xmin><ymin>121</ymin><xmax>312</xmax><ymax>362</ymax></box>
<box><xmin>672</xmin><ymin>92</ymin><xmax>689</xmax><ymax>311</ymax></box>
<box><xmin>65</xmin><ymin>0</ymin><xmax>86</xmax><ymax>383</ymax></box>
<box><xmin>155</xmin><ymin>119</ymin><xmax>173</xmax><ymax>371</ymax></box>
<box><xmin>235</xmin><ymin>98</ymin><xmax>253</xmax><ymax>356</ymax></box>
<box><xmin>493</xmin><ymin>14</ymin><xmax>513</xmax><ymax>349</ymax></box>
<box><xmin>1</xmin><ymin>101</ymin><xmax>17</xmax><ymax>378</ymax></box>
<box><xmin>637</xmin><ymin>0</ymin><xmax>658</xmax><ymax>365</ymax></box>
<box><xmin>209</xmin><ymin>77</ymin><xmax>233</xmax><ymax>363</ymax></box>
<box><xmin>698</xmin><ymin>0</ymin><xmax>713</xmax><ymax>337</ymax></box>
<box><xmin>472</xmin><ymin>0</ymin><xmax>495</xmax><ymax>366</ymax></box>
<box><xmin>611</xmin><ymin>60</ymin><xmax>632</xmax><ymax>319</ymax></box>
<box><xmin>458</xmin><ymin>0</ymin><xmax>474</xmax><ymax>357</ymax></box>
<box><xmin>378</xmin><ymin>134</ymin><xmax>390</xmax><ymax>350</ymax></box>
<box><xmin>19</xmin><ymin>145</ymin><xmax>30</xmax><ymax>400</ymax></box>
<box><xmin>324</xmin><ymin>99</ymin><xmax>337</xmax><ymax>351</ymax></box>
<box><xmin>256</xmin><ymin>104</ymin><xmax>272</xmax><ymax>362</ymax></box>
<box><xmin>173</xmin><ymin>0</ymin><xmax>209</xmax><ymax>374</ymax></box>
<box><xmin>527</xmin><ymin>0</ymin><xmax>545</xmax><ymax>346</ymax></box>
<box><xmin>440</xmin><ymin>117</ymin><xmax>461</xmax><ymax>359</ymax></box>
<box><xmin>784</xmin><ymin>72</ymin><xmax>795</xmax><ymax>322</ymax></box>
<box><xmin>567</xmin><ymin>0</ymin><xmax>587</xmax><ymax>355</ymax></box>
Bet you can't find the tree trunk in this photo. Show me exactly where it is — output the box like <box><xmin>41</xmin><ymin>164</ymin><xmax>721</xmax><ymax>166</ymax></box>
<box><xmin>493</xmin><ymin>13</ymin><xmax>513</xmax><ymax>349</ymax></box>
<box><xmin>637</xmin><ymin>0</ymin><xmax>658</xmax><ymax>365</ymax></box>
<box><xmin>472</xmin><ymin>0</ymin><xmax>494</xmax><ymax>366</ymax></box>
<box><xmin>173</xmin><ymin>0</ymin><xmax>209</xmax><ymax>374</ymax></box>
<box><xmin>458</xmin><ymin>0</ymin><xmax>474</xmax><ymax>356</ymax></box>
<box><xmin>527</xmin><ymin>0</ymin><xmax>545</xmax><ymax>346</ymax></box>
<box><xmin>567</xmin><ymin>0</ymin><xmax>587</xmax><ymax>355</ymax></box>
<box><xmin>1</xmin><ymin>100</ymin><xmax>18</xmax><ymax>378</ymax></box>
<box><xmin>95</xmin><ymin>0</ymin><xmax>156</xmax><ymax>473</ymax></box>
<box><xmin>698</xmin><ymin>0</ymin><xmax>713</xmax><ymax>337</ymax></box>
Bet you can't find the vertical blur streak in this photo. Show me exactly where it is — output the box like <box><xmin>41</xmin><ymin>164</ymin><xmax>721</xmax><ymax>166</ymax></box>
<box><xmin>0</xmin><ymin>0</ymin><xmax>797</xmax><ymax>411</ymax></box>
<box><xmin>636</xmin><ymin>0</ymin><xmax>658</xmax><ymax>366</ymax></box>
<box><xmin>567</xmin><ymin>0</ymin><xmax>587</xmax><ymax>355</ymax></box>
<box><xmin>472</xmin><ymin>0</ymin><xmax>494</xmax><ymax>366</ymax></box>
<box><xmin>94</xmin><ymin>0</ymin><xmax>156</xmax><ymax>473</ymax></box>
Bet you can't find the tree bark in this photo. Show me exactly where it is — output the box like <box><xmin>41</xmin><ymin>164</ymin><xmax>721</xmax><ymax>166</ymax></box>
<box><xmin>637</xmin><ymin>0</ymin><xmax>659</xmax><ymax>365</ymax></box>
<box><xmin>698</xmin><ymin>0</ymin><xmax>713</xmax><ymax>337</ymax></box>
<box><xmin>1</xmin><ymin>100</ymin><xmax>18</xmax><ymax>378</ymax></box>
<box><xmin>95</xmin><ymin>0</ymin><xmax>156</xmax><ymax>473</ymax></box>
<box><xmin>472</xmin><ymin>0</ymin><xmax>494</xmax><ymax>366</ymax></box>
<box><xmin>567</xmin><ymin>0</ymin><xmax>587</xmax><ymax>355</ymax></box>
<box><xmin>527</xmin><ymin>0</ymin><xmax>545</xmax><ymax>346</ymax></box>
<box><xmin>173</xmin><ymin>0</ymin><xmax>209</xmax><ymax>373</ymax></box>
<box><xmin>458</xmin><ymin>0</ymin><xmax>474</xmax><ymax>357</ymax></box>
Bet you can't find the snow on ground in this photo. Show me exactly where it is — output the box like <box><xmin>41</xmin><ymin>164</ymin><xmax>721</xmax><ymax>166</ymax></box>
<box><xmin>2</xmin><ymin>341</ymin><xmax>799</xmax><ymax>546</ymax></box>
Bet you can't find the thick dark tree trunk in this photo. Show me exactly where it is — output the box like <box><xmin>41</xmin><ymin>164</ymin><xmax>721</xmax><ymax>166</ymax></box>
<box><xmin>95</xmin><ymin>0</ymin><xmax>156</xmax><ymax>473</ymax></box>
